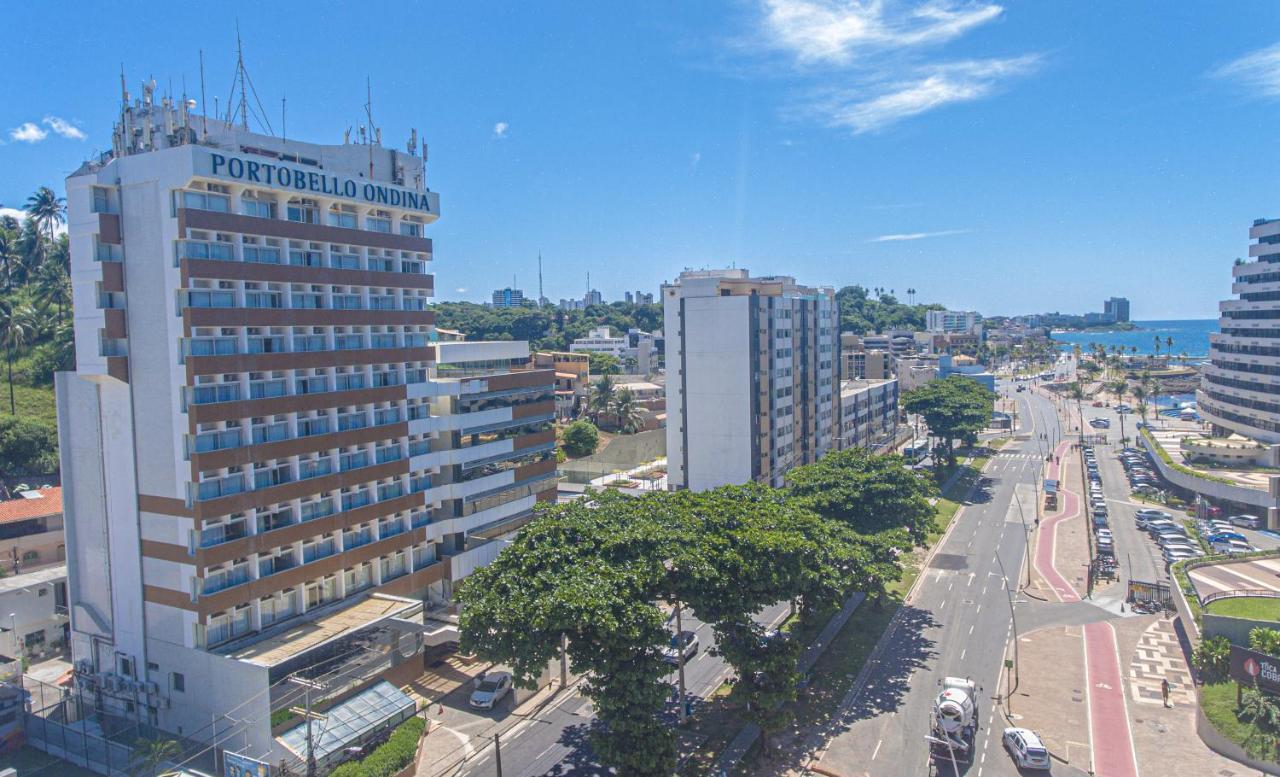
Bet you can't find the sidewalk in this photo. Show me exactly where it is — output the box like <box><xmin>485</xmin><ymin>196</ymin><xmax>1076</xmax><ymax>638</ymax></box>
<box><xmin>1034</xmin><ymin>440</ymin><xmax>1083</xmax><ymax>604</ymax></box>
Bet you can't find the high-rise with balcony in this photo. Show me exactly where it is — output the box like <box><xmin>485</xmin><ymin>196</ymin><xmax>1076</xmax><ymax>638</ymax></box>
<box><xmin>55</xmin><ymin>84</ymin><xmax>555</xmax><ymax>762</ymax></box>
<box><xmin>1201</xmin><ymin>220</ymin><xmax>1280</xmax><ymax>444</ymax></box>
<box><xmin>663</xmin><ymin>269</ymin><xmax>837</xmax><ymax>491</ymax></box>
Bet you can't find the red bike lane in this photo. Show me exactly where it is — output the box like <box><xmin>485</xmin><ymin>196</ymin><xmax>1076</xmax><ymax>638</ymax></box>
<box><xmin>1034</xmin><ymin>440</ymin><xmax>1081</xmax><ymax>603</ymax></box>
<box><xmin>1083</xmin><ymin>621</ymin><xmax>1140</xmax><ymax>777</ymax></box>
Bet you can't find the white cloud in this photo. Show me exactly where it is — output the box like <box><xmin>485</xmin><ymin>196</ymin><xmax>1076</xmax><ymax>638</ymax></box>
<box><xmin>0</xmin><ymin>206</ymin><xmax>67</xmax><ymax>235</ymax></box>
<box><xmin>9</xmin><ymin>122</ymin><xmax>47</xmax><ymax>143</ymax></box>
<box><xmin>691</xmin><ymin>151</ymin><xmax>702</xmax><ymax>167</ymax></box>
<box><xmin>492</xmin><ymin>122</ymin><xmax>509</xmax><ymax>139</ymax></box>
<box><xmin>762</xmin><ymin>0</ymin><xmax>1003</xmax><ymax>66</ymax></box>
<box><xmin>820</xmin><ymin>55</ymin><xmax>1039</xmax><ymax>133</ymax></box>
<box><xmin>43</xmin><ymin>115</ymin><xmax>86</xmax><ymax>140</ymax></box>
<box><xmin>1213</xmin><ymin>41</ymin><xmax>1280</xmax><ymax>98</ymax></box>
<box><xmin>742</xmin><ymin>1</ymin><xmax>1038</xmax><ymax>134</ymax></box>
<box><xmin>870</xmin><ymin>228</ymin><xmax>970</xmax><ymax>242</ymax></box>
<box><xmin>455</xmin><ymin>287</ymin><xmax>469</xmax><ymax>294</ymax></box>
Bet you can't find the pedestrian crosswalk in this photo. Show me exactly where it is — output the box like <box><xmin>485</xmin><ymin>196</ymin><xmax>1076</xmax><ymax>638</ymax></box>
<box><xmin>997</xmin><ymin>451</ymin><xmax>1043</xmax><ymax>460</ymax></box>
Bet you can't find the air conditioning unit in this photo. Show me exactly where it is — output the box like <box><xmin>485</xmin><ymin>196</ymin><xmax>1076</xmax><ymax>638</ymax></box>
<box><xmin>74</xmin><ymin>660</ymin><xmax>93</xmax><ymax>675</ymax></box>
<box><xmin>144</xmin><ymin>681</ymin><xmax>159</xmax><ymax>696</ymax></box>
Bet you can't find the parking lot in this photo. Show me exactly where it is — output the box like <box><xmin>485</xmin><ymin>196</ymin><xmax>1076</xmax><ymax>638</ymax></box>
<box><xmin>1189</xmin><ymin>556</ymin><xmax>1280</xmax><ymax>600</ymax></box>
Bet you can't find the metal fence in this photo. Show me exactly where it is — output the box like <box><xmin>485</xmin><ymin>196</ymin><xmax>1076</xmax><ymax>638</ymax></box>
<box><xmin>24</xmin><ymin>712</ymin><xmax>136</xmax><ymax>776</ymax></box>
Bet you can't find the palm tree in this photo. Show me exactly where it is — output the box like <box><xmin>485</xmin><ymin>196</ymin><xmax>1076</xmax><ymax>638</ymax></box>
<box><xmin>0</xmin><ymin>229</ymin><xmax>16</xmax><ymax>291</ymax></box>
<box><xmin>24</xmin><ymin>186</ymin><xmax>65</xmax><ymax>265</ymax></box>
<box><xmin>1131</xmin><ymin>383</ymin><xmax>1149</xmax><ymax>429</ymax></box>
<box><xmin>132</xmin><ymin>737</ymin><xmax>181</xmax><ymax>776</ymax></box>
<box><xmin>612</xmin><ymin>388</ymin><xmax>644</xmax><ymax>434</ymax></box>
<box><xmin>1111</xmin><ymin>378</ymin><xmax>1130</xmax><ymax>441</ymax></box>
<box><xmin>0</xmin><ymin>301</ymin><xmax>36</xmax><ymax>414</ymax></box>
<box><xmin>1068</xmin><ymin>381</ymin><xmax>1086</xmax><ymax>435</ymax></box>
<box><xmin>33</xmin><ymin>261</ymin><xmax>71</xmax><ymax>322</ymax></box>
<box><xmin>589</xmin><ymin>374</ymin><xmax>615</xmax><ymax>424</ymax></box>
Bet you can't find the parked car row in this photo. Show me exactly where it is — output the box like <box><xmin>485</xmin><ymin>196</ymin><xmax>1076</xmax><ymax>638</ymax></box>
<box><xmin>1119</xmin><ymin>447</ymin><xmax>1160</xmax><ymax>494</ymax></box>
<box><xmin>1083</xmin><ymin>446</ymin><xmax>1114</xmax><ymax>560</ymax></box>
<box><xmin>1197</xmin><ymin>517</ymin><xmax>1257</xmax><ymax>556</ymax></box>
<box><xmin>1133</xmin><ymin>508</ymin><xmax>1204</xmax><ymax>566</ymax></box>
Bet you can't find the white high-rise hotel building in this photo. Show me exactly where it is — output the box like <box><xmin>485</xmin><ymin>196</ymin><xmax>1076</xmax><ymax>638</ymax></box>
<box><xmin>664</xmin><ymin>269</ymin><xmax>838</xmax><ymax>491</ymax></box>
<box><xmin>56</xmin><ymin>85</ymin><xmax>555</xmax><ymax>758</ymax></box>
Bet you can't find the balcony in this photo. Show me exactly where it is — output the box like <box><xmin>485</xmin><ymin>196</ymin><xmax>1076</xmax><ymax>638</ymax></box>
<box><xmin>259</xmin><ymin>554</ymin><xmax>298</xmax><ymax>578</ymax></box>
<box><xmin>344</xmin><ymin>530</ymin><xmax>374</xmax><ymax>551</ymax></box>
<box><xmin>302</xmin><ymin>541</ymin><xmax>337</xmax><ymax>564</ymax></box>
<box><xmin>203</xmin><ymin>565</ymin><xmax>251</xmax><ymax>595</ymax></box>
<box><xmin>200</xmin><ymin>519</ymin><xmax>249</xmax><ymax>548</ymax></box>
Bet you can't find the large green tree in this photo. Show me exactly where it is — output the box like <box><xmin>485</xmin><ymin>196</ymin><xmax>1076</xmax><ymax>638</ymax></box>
<box><xmin>902</xmin><ymin>375</ymin><xmax>996</xmax><ymax>462</ymax></box>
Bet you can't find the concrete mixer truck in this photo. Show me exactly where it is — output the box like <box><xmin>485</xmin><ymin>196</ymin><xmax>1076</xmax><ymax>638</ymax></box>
<box><xmin>926</xmin><ymin>676</ymin><xmax>980</xmax><ymax>774</ymax></box>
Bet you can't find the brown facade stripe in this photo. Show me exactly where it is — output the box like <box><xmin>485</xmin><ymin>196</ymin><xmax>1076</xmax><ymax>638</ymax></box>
<box><xmin>190</xmin><ymin>421</ymin><xmax>410</xmax><ymax>472</ymax></box>
<box><xmin>189</xmin><ymin>491</ymin><xmax>426</xmax><ymax>568</ymax></box>
<box><xmin>101</xmin><ymin>262</ymin><xmax>124</xmax><ymax>292</ymax></box>
<box><xmin>184</xmin><ymin>345</ymin><xmax>435</xmax><ymax>377</ymax></box>
<box><xmin>192</xmin><ymin>458</ymin><xmax>410</xmax><ymax>519</ymax></box>
<box><xmin>139</xmin><ymin>494</ymin><xmax>191</xmax><ymax>517</ymax></box>
<box><xmin>144</xmin><ymin>556</ymin><xmax>452</xmax><ymax>617</ymax></box>
<box><xmin>181</xmin><ymin>208</ymin><xmax>433</xmax><ymax>253</ymax></box>
<box><xmin>141</xmin><ymin>539</ymin><xmax>191</xmax><ymax>564</ymax></box>
<box><xmin>535</xmin><ymin>487</ymin><xmax>556</xmax><ymax>503</ymax></box>
<box><xmin>104</xmin><ymin>308</ymin><xmax>126</xmax><ymax>339</ymax></box>
<box><xmin>185</xmin><ymin>308</ymin><xmax>436</xmax><ymax>328</ymax></box>
<box><xmin>512</xmin><ymin>399</ymin><xmax>556</xmax><ymax>421</ymax></box>
<box><xmin>183</xmin><ymin>258</ymin><xmax>434</xmax><ymax>292</ymax></box>
<box><xmin>188</xmin><ymin>385</ymin><xmax>408</xmax><ymax>425</ymax></box>
<box><xmin>98</xmin><ymin>213</ymin><xmax>121</xmax><ymax>245</ymax></box>
<box><xmin>194</xmin><ymin>530</ymin><xmax>436</xmax><ymax>617</ymax></box>
<box><xmin>484</xmin><ymin>370</ymin><xmax>556</xmax><ymax>392</ymax></box>
<box><xmin>513</xmin><ymin>429</ymin><xmax>556</xmax><ymax>451</ymax></box>
<box><xmin>107</xmin><ymin>356</ymin><xmax>129</xmax><ymax>383</ymax></box>
<box><xmin>513</xmin><ymin>458</ymin><xmax>557</xmax><ymax>482</ymax></box>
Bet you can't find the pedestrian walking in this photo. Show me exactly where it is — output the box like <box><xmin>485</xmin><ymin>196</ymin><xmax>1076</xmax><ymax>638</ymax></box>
<box><xmin>1161</xmin><ymin>678</ymin><xmax>1171</xmax><ymax>708</ymax></box>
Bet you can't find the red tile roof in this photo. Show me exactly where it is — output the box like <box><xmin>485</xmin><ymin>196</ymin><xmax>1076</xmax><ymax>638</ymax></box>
<box><xmin>0</xmin><ymin>488</ymin><xmax>62</xmax><ymax>525</ymax></box>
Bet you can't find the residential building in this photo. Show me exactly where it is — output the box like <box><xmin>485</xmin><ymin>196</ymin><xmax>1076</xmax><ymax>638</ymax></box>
<box><xmin>634</xmin><ymin>291</ymin><xmax>654</xmax><ymax>305</ymax></box>
<box><xmin>1202</xmin><ymin>219</ymin><xmax>1280</xmax><ymax>445</ymax></box>
<box><xmin>1104</xmin><ymin>297</ymin><xmax>1130</xmax><ymax>323</ymax></box>
<box><xmin>583</xmin><ymin>289</ymin><xmax>603</xmax><ymax>307</ymax></box>
<box><xmin>490</xmin><ymin>287</ymin><xmax>525</xmax><ymax>308</ymax></box>
<box><xmin>56</xmin><ymin>89</ymin><xmax>555</xmax><ymax>760</ymax></box>
<box><xmin>839</xmin><ymin>334</ymin><xmax>892</xmax><ymax>380</ymax></box>
<box><xmin>663</xmin><ymin>269</ymin><xmax>837</xmax><ymax>491</ymax></box>
<box><xmin>0</xmin><ymin>565</ymin><xmax>69</xmax><ymax>663</ymax></box>
<box><xmin>926</xmin><ymin>310</ymin><xmax>982</xmax><ymax>335</ymax></box>
<box><xmin>570</xmin><ymin>326</ymin><xmax>629</xmax><ymax>359</ymax></box>
<box><xmin>558</xmin><ymin>298</ymin><xmax>585</xmax><ymax>311</ymax></box>
<box><xmin>624</xmin><ymin>291</ymin><xmax>634</xmax><ymax>304</ymax></box>
<box><xmin>837</xmin><ymin>379</ymin><xmax>899</xmax><ymax>451</ymax></box>
<box><xmin>1084</xmin><ymin>311</ymin><xmax>1115</xmax><ymax>326</ymax></box>
<box><xmin>533</xmin><ymin>351</ymin><xmax>590</xmax><ymax>419</ymax></box>
<box><xmin>0</xmin><ymin>488</ymin><xmax>65</xmax><ymax>574</ymax></box>
<box><xmin>896</xmin><ymin>355</ymin><xmax>942</xmax><ymax>392</ymax></box>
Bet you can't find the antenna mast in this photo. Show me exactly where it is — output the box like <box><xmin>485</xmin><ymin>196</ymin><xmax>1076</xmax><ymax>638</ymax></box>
<box><xmin>538</xmin><ymin>252</ymin><xmax>544</xmax><ymax>304</ymax></box>
<box><xmin>199</xmin><ymin>50</ymin><xmax>208</xmax><ymax>138</ymax></box>
<box><xmin>365</xmin><ymin>77</ymin><xmax>376</xmax><ymax>178</ymax></box>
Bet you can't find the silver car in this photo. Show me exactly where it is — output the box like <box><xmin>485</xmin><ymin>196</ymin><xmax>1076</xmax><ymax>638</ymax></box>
<box><xmin>1003</xmin><ymin>727</ymin><xmax>1051</xmax><ymax>770</ymax></box>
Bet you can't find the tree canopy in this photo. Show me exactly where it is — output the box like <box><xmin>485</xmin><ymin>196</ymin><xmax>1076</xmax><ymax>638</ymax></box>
<box><xmin>835</xmin><ymin>285</ymin><xmax>942</xmax><ymax>335</ymax></box>
<box><xmin>459</xmin><ymin>449</ymin><xmax>936</xmax><ymax>773</ymax></box>
<box><xmin>902</xmin><ymin>375</ymin><xmax>996</xmax><ymax>461</ymax></box>
<box><xmin>561</xmin><ymin>419</ymin><xmax>600</xmax><ymax>457</ymax></box>
<box><xmin>431</xmin><ymin>300</ymin><xmax>661</xmax><ymax>353</ymax></box>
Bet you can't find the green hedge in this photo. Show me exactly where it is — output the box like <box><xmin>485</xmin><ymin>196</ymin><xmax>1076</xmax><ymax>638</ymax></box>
<box><xmin>1140</xmin><ymin>427</ymin><xmax>1234</xmax><ymax>485</ymax></box>
<box><xmin>328</xmin><ymin>715</ymin><xmax>426</xmax><ymax>777</ymax></box>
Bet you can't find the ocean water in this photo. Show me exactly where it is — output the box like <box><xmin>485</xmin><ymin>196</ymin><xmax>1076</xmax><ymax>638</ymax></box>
<box><xmin>1052</xmin><ymin>319</ymin><xmax>1216</xmax><ymax>358</ymax></box>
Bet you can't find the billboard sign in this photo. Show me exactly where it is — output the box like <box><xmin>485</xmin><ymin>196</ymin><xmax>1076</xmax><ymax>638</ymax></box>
<box><xmin>1230</xmin><ymin>644</ymin><xmax>1280</xmax><ymax>695</ymax></box>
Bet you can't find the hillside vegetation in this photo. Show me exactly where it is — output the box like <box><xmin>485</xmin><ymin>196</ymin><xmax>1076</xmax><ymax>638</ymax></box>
<box><xmin>0</xmin><ymin>187</ymin><xmax>74</xmax><ymax>476</ymax></box>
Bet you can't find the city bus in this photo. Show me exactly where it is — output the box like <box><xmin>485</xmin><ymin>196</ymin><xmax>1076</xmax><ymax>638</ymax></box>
<box><xmin>901</xmin><ymin>439</ymin><xmax>930</xmax><ymax>464</ymax></box>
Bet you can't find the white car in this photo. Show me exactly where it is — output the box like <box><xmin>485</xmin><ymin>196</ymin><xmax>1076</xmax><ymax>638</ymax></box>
<box><xmin>1230</xmin><ymin>514</ymin><xmax>1263</xmax><ymax>530</ymax></box>
<box><xmin>1003</xmin><ymin>727</ymin><xmax>1051</xmax><ymax>770</ymax></box>
<box><xmin>469</xmin><ymin>671</ymin><xmax>513</xmax><ymax>710</ymax></box>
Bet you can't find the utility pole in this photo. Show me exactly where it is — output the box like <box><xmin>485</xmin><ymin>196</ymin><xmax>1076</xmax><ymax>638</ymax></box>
<box><xmin>289</xmin><ymin>676</ymin><xmax>326</xmax><ymax>777</ymax></box>
<box><xmin>560</xmin><ymin>633</ymin><xmax>568</xmax><ymax>688</ymax></box>
<box><xmin>675</xmin><ymin>603</ymin><xmax>688</xmax><ymax>724</ymax></box>
<box><xmin>493</xmin><ymin>732</ymin><xmax>503</xmax><ymax>777</ymax></box>
<box><xmin>993</xmin><ymin>551</ymin><xmax>1020</xmax><ymax>697</ymax></box>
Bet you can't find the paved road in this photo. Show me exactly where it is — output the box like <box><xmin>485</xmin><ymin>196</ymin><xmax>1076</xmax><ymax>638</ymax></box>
<box><xmin>454</xmin><ymin>602</ymin><xmax>792</xmax><ymax>777</ymax></box>
<box><xmin>817</xmin><ymin>383</ymin><xmax>1089</xmax><ymax>777</ymax></box>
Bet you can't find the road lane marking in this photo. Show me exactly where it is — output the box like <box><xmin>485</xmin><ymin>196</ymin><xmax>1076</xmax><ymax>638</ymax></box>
<box><xmin>871</xmin><ymin>738</ymin><xmax>882</xmax><ymax>760</ymax></box>
<box><xmin>961</xmin><ymin>648</ymin><xmax>966</xmax><ymax>660</ymax></box>
<box><xmin>969</xmin><ymin>625</ymin><xmax>974</xmax><ymax>635</ymax></box>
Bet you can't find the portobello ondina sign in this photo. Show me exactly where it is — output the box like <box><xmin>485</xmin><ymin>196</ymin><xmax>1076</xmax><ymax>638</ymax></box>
<box><xmin>1229</xmin><ymin>644</ymin><xmax>1280</xmax><ymax>694</ymax></box>
<box><xmin>197</xmin><ymin>149</ymin><xmax>435</xmax><ymax>214</ymax></box>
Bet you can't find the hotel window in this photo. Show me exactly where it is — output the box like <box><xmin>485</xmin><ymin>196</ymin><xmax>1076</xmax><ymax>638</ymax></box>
<box><xmin>286</xmin><ymin>198</ymin><xmax>320</xmax><ymax>224</ymax></box>
<box><xmin>181</xmin><ymin>190</ymin><xmax>230</xmax><ymax>213</ymax></box>
<box><xmin>91</xmin><ymin>186</ymin><xmax>115</xmax><ymax>214</ymax></box>
<box><xmin>241</xmin><ymin>193</ymin><xmax>276</xmax><ymax>219</ymax></box>
<box><xmin>331</xmin><ymin>250</ymin><xmax>361</xmax><ymax>270</ymax></box>
<box><xmin>366</xmin><ymin>212</ymin><xmax>391</xmax><ymax>233</ymax></box>
<box><xmin>399</xmin><ymin>220</ymin><xmax>422</xmax><ymax>237</ymax></box>
<box><xmin>329</xmin><ymin>206</ymin><xmax>358</xmax><ymax>229</ymax></box>
<box><xmin>336</xmin><ymin>369</ymin><xmax>366</xmax><ymax>392</ymax></box>
<box><xmin>243</xmin><ymin>245</ymin><xmax>281</xmax><ymax>264</ymax></box>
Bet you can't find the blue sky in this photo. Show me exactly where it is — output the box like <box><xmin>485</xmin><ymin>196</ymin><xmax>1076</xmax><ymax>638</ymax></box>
<box><xmin>3</xmin><ymin>1</ymin><xmax>1280</xmax><ymax>319</ymax></box>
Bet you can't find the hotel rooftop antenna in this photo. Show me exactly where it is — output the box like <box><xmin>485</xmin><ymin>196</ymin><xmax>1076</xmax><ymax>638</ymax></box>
<box><xmin>281</xmin><ymin>94</ymin><xmax>287</xmax><ymax>141</ymax></box>
<box><xmin>364</xmin><ymin>77</ymin><xmax>377</xmax><ymax>178</ymax></box>
<box><xmin>225</xmin><ymin>24</ymin><xmax>274</xmax><ymax>135</ymax></box>
<box><xmin>538</xmin><ymin>252</ymin><xmax>544</xmax><ymax>304</ymax></box>
<box><xmin>199</xmin><ymin>50</ymin><xmax>208</xmax><ymax>138</ymax></box>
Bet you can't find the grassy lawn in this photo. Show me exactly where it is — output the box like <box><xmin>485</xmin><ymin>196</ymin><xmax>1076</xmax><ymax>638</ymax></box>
<box><xmin>1207</xmin><ymin>596</ymin><xmax>1280</xmax><ymax>622</ymax></box>
<box><xmin>0</xmin><ymin>381</ymin><xmax>57</xmax><ymax>427</ymax></box>
<box><xmin>1201</xmin><ymin>681</ymin><xmax>1278</xmax><ymax>760</ymax></box>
